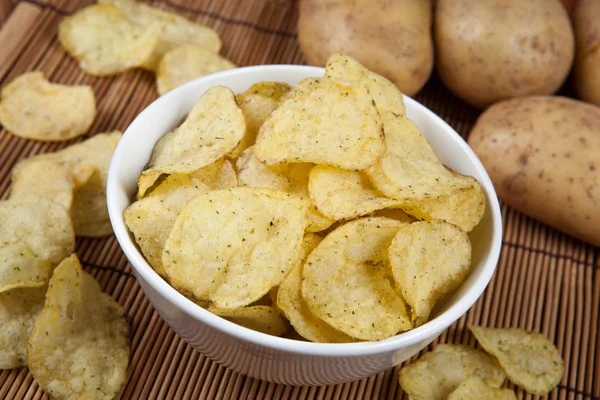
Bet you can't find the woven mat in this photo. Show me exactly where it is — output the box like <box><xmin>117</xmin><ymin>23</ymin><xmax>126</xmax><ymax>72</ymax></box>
<box><xmin>0</xmin><ymin>0</ymin><xmax>598</xmax><ymax>398</ymax></box>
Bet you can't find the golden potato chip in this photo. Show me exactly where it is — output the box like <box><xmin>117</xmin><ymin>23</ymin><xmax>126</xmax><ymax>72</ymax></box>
<box><xmin>163</xmin><ymin>187</ymin><xmax>308</xmax><ymax>308</ymax></box>
<box><xmin>254</xmin><ymin>77</ymin><xmax>385</xmax><ymax>170</ymax></box>
<box><xmin>366</xmin><ymin>111</ymin><xmax>485</xmax><ymax>231</ymax></box>
<box><xmin>156</xmin><ymin>45</ymin><xmax>236</xmax><ymax>95</ymax></box>
<box><xmin>138</xmin><ymin>86</ymin><xmax>244</xmax><ymax>198</ymax></box>
<box><xmin>229</xmin><ymin>82</ymin><xmax>292</xmax><ymax>159</ymax></box>
<box><xmin>11</xmin><ymin>159</ymin><xmax>76</xmax><ymax>210</ymax></box>
<box><xmin>469</xmin><ymin>325</ymin><xmax>564</xmax><ymax>395</ymax></box>
<box><xmin>325</xmin><ymin>53</ymin><xmax>406</xmax><ymax>116</ymax></box>
<box><xmin>447</xmin><ymin>377</ymin><xmax>516</xmax><ymax>400</ymax></box>
<box><xmin>398</xmin><ymin>344</ymin><xmax>506</xmax><ymax>400</ymax></box>
<box><xmin>388</xmin><ymin>221</ymin><xmax>472</xmax><ymax>325</ymax></box>
<box><xmin>58</xmin><ymin>4</ymin><xmax>164</xmax><ymax>76</ymax></box>
<box><xmin>0</xmin><ymin>200</ymin><xmax>74</xmax><ymax>292</ymax></box>
<box><xmin>99</xmin><ymin>0</ymin><xmax>221</xmax><ymax>70</ymax></box>
<box><xmin>209</xmin><ymin>305</ymin><xmax>287</xmax><ymax>336</ymax></box>
<box><xmin>124</xmin><ymin>160</ymin><xmax>237</xmax><ymax>276</ymax></box>
<box><xmin>302</xmin><ymin>217</ymin><xmax>411</xmax><ymax>340</ymax></box>
<box><xmin>28</xmin><ymin>255</ymin><xmax>130</xmax><ymax>399</ymax></box>
<box><xmin>372</xmin><ymin>208</ymin><xmax>413</xmax><ymax>223</ymax></box>
<box><xmin>0</xmin><ymin>71</ymin><xmax>95</xmax><ymax>141</ymax></box>
<box><xmin>0</xmin><ymin>286</ymin><xmax>46</xmax><ymax>368</ymax></box>
<box><xmin>308</xmin><ymin>165</ymin><xmax>405</xmax><ymax>220</ymax></box>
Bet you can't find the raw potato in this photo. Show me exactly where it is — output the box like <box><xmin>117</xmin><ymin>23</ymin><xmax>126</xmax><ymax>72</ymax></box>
<box><xmin>0</xmin><ymin>72</ymin><xmax>95</xmax><ymax>140</ymax></box>
<box><xmin>28</xmin><ymin>255</ymin><xmax>130</xmax><ymax>400</ymax></box>
<box><xmin>447</xmin><ymin>377</ymin><xmax>516</xmax><ymax>400</ymax></box>
<box><xmin>210</xmin><ymin>305</ymin><xmax>287</xmax><ymax>336</ymax></box>
<box><xmin>435</xmin><ymin>0</ymin><xmax>575</xmax><ymax>109</ymax></box>
<box><xmin>573</xmin><ymin>0</ymin><xmax>600</xmax><ymax>106</ymax></box>
<box><xmin>138</xmin><ymin>86</ymin><xmax>244</xmax><ymax>198</ymax></box>
<box><xmin>468</xmin><ymin>96</ymin><xmax>600</xmax><ymax>246</ymax></box>
<box><xmin>298</xmin><ymin>0</ymin><xmax>433</xmax><ymax>96</ymax></box>
<box><xmin>156</xmin><ymin>45</ymin><xmax>236</xmax><ymax>95</ymax></box>
<box><xmin>469</xmin><ymin>325</ymin><xmax>564</xmax><ymax>396</ymax></box>
<box><xmin>398</xmin><ymin>344</ymin><xmax>506</xmax><ymax>400</ymax></box>
<box><xmin>254</xmin><ymin>77</ymin><xmax>386</xmax><ymax>171</ymax></box>
<box><xmin>58</xmin><ymin>4</ymin><xmax>164</xmax><ymax>76</ymax></box>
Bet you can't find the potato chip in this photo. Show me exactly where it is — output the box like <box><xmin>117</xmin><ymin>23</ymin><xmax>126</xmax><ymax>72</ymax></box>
<box><xmin>0</xmin><ymin>71</ymin><xmax>95</xmax><ymax>141</ymax></box>
<box><xmin>124</xmin><ymin>160</ymin><xmax>237</xmax><ymax>276</ymax></box>
<box><xmin>11</xmin><ymin>159</ymin><xmax>76</xmax><ymax>210</ymax></box>
<box><xmin>388</xmin><ymin>221</ymin><xmax>472</xmax><ymax>325</ymax></box>
<box><xmin>371</xmin><ymin>208</ymin><xmax>413</xmax><ymax>223</ymax></box>
<box><xmin>469</xmin><ymin>325</ymin><xmax>564</xmax><ymax>395</ymax></box>
<box><xmin>99</xmin><ymin>0</ymin><xmax>221</xmax><ymax>70</ymax></box>
<box><xmin>254</xmin><ymin>77</ymin><xmax>385</xmax><ymax>170</ymax></box>
<box><xmin>138</xmin><ymin>86</ymin><xmax>244</xmax><ymax>198</ymax></box>
<box><xmin>163</xmin><ymin>187</ymin><xmax>308</xmax><ymax>308</ymax></box>
<box><xmin>210</xmin><ymin>305</ymin><xmax>287</xmax><ymax>336</ymax></box>
<box><xmin>325</xmin><ymin>53</ymin><xmax>406</xmax><ymax>116</ymax></box>
<box><xmin>0</xmin><ymin>200</ymin><xmax>75</xmax><ymax>292</ymax></box>
<box><xmin>156</xmin><ymin>45</ymin><xmax>236</xmax><ymax>95</ymax></box>
<box><xmin>398</xmin><ymin>344</ymin><xmax>506</xmax><ymax>400</ymax></box>
<box><xmin>28</xmin><ymin>255</ymin><xmax>130</xmax><ymax>399</ymax></box>
<box><xmin>447</xmin><ymin>377</ymin><xmax>516</xmax><ymax>400</ymax></box>
<box><xmin>59</xmin><ymin>4</ymin><xmax>164</xmax><ymax>76</ymax></box>
<box><xmin>229</xmin><ymin>82</ymin><xmax>292</xmax><ymax>159</ymax></box>
<box><xmin>366</xmin><ymin>111</ymin><xmax>485</xmax><ymax>231</ymax></box>
<box><xmin>308</xmin><ymin>165</ymin><xmax>405</xmax><ymax>220</ymax></box>
<box><xmin>287</xmin><ymin>163</ymin><xmax>335</xmax><ymax>232</ymax></box>
<box><xmin>0</xmin><ymin>286</ymin><xmax>46</xmax><ymax>368</ymax></box>
<box><xmin>302</xmin><ymin>217</ymin><xmax>411</xmax><ymax>340</ymax></box>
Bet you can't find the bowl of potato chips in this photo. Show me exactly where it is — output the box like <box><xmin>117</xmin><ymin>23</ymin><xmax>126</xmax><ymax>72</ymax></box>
<box><xmin>107</xmin><ymin>55</ymin><xmax>502</xmax><ymax>386</ymax></box>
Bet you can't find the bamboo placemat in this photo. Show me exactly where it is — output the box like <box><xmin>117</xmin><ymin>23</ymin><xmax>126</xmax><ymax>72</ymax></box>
<box><xmin>0</xmin><ymin>0</ymin><xmax>598</xmax><ymax>398</ymax></box>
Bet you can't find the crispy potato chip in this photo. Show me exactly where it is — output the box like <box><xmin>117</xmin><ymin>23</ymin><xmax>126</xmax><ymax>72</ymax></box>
<box><xmin>28</xmin><ymin>255</ymin><xmax>130</xmax><ymax>399</ymax></box>
<box><xmin>366</xmin><ymin>111</ymin><xmax>485</xmax><ymax>231</ymax></box>
<box><xmin>138</xmin><ymin>86</ymin><xmax>244</xmax><ymax>198</ymax></box>
<box><xmin>388</xmin><ymin>221</ymin><xmax>472</xmax><ymax>325</ymax></box>
<box><xmin>287</xmin><ymin>163</ymin><xmax>335</xmax><ymax>232</ymax></box>
<box><xmin>229</xmin><ymin>82</ymin><xmax>292</xmax><ymax>159</ymax></box>
<box><xmin>11</xmin><ymin>159</ymin><xmax>76</xmax><ymax>210</ymax></box>
<box><xmin>448</xmin><ymin>377</ymin><xmax>516</xmax><ymax>400</ymax></box>
<box><xmin>399</xmin><ymin>344</ymin><xmax>506</xmax><ymax>400</ymax></box>
<box><xmin>0</xmin><ymin>285</ymin><xmax>46</xmax><ymax>369</ymax></box>
<box><xmin>325</xmin><ymin>53</ymin><xmax>406</xmax><ymax>116</ymax></box>
<box><xmin>210</xmin><ymin>305</ymin><xmax>287</xmax><ymax>336</ymax></box>
<box><xmin>302</xmin><ymin>217</ymin><xmax>412</xmax><ymax>340</ymax></box>
<box><xmin>124</xmin><ymin>160</ymin><xmax>237</xmax><ymax>276</ymax></box>
<box><xmin>469</xmin><ymin>325</ymin><xmax>564</xmax><ymax>395</ymax></box>
<box><xmin>0</xmin><ymin>200</ymin><xmax>74</xmax><ymax>292</ymax></box>
<box><xmin>309</xmin><ymin>165</ymin><xmax>404</xmax><ymax>220</ymax></box>
<box><xmin>163</xmin><ymin>187</ymin><xmax>308</xmax><ymax>308</ymax></box>
<box><xmin>0</xmin><ymin>71</ymin><xmax>95</xmax><ymax>141</ymax></box>
<box><xmin>254</xmin><ymin>77</ymin><xmax>385</xmax><ymax>170</ymax></box>
<box><xmin>372</xmin><ymin>208</ymin><xmax>413</xmax><ymax>223</ymax></box>
<box><xmin>99</xmin><ymin>0</ymin><xmax>221</xmax><ymax>70</ymax></box>
<box><xmin>156</xmin><ymin>45</ymin><xmax>236</xmax><ymax>95</ymax></box>
<box><xmin>59</xmin><ymin>4</ymin><xmax>164</xmax><ymax>76</ymax></box>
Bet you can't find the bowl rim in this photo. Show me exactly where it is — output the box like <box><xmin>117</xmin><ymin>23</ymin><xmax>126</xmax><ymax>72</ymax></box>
<box><xmin>107</xmin><ymin>64</ymin><xmax>502</xmax><ymax>357</ymax></box>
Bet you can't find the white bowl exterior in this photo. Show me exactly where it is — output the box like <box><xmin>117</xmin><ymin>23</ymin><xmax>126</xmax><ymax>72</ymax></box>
<box><xmin>108</xmin><ymin>66</ymin><xmax>502</xmax><ymax>386</ymax></box>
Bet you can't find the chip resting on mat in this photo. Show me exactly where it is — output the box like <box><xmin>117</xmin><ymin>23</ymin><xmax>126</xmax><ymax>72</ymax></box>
<box><xmin>138</xmin><ymin>86</ymin><xmax>245</xmax><ymax>198</ymax></box>
<box><xmin>58</xmin><ymin>4</ymin><xmax>164</xmax><ymax>76</ymax></box>
<box><xmin>0</xmin><ymin>71</ymin><xmax>95</xmax><ymax>141</ymax></box>
<box><xmin>388</xmin><ymin>221</ymin><xmax>472</xmax><ymax>326</ymax></box>
<box><xmin>209</xmin><ymin>305</ymin><xmax>287</xmax><ymax>336</ymax></box>
<box><xmin>124</xmin><ymin>160</ymin><xmax>237</xmax><ymax>277</ymax></box>
<box><xmin>99</xmin><ymin>0</ymin><xmax>221</xmax><ymax>70</ymax></box>
<box><xmin>254</xmin><ymin>77</ymin><xmax>386</xmax><ymax>170</ymax></box>
<box><xmin>162</xmin><ymin>187</ymin><xmax>308</xmax><ymax>308</ymax></box>
<box><xmin>398</xmin><ymin>344</ymin><xmax>506</xmax><ymax>400</ymax></box>
<box><xmin>28</xmin><ymin>255</ymin><xmax>130</xmax><ymax>400</ymax></box>
<box><xmin>156</xmin><ymin>45</ymin><xmax>236</xmax><ymax>95</ymax></box>
<box><xmin>469</xmin><ymin>325</ymin><xmax>564</xmax><ymax>395</ymax></box>
<box><xmin>0</xmin><ymin>200</ymin><xmax>75</xmax><ymax>293</ymax></box>
<box><xmin>447</xmin><ymin>376</ymin><xmax>516</xmax><ymax>400</ymax></box>
<box><xmin>0</xmin><ymin>286</ymin><xmax>46</xmax><ymax>369</ymax></box>
<box><xmin>302</xmin><ymin>217</ymin><xmax>412</xmax><ymax>341</ymax></box>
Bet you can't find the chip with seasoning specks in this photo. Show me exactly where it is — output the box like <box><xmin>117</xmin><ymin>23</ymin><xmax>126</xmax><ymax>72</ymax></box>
<box><xmin>447</xmin><ymin>376</ymin><xmax>516</xmax><ymax>400</ymax></box>
<box><xmin>209</xmin><ymin>305</ymin><xmax>288</xmax><ymax>336</ymax></box>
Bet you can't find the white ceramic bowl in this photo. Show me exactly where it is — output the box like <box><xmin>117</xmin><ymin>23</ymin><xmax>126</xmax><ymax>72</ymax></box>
<box><xmin>107</xmin><ymin>65</ymin><xmax>502</xmax><ymax>386</ymax></box>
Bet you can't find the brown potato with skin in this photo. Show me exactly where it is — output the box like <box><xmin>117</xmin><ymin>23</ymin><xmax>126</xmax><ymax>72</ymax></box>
<box><xmin>573</xmin><ymin>0</ymin><xmax>600</xmax><ymax>106</ymax></box>
<box><xmin>468</xmin><ymin>96</ymin><xmax>600</xmax><ymax>246</ymax></box>
<box><xmin>298</xmin><ymin>0</ymin><xmax>433</xmax><ymax>96</ymax></box>
<box><xmin>435</xmin><ymin>0</ymin><xmax>575</xmax><ymax>109</ymax></box>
